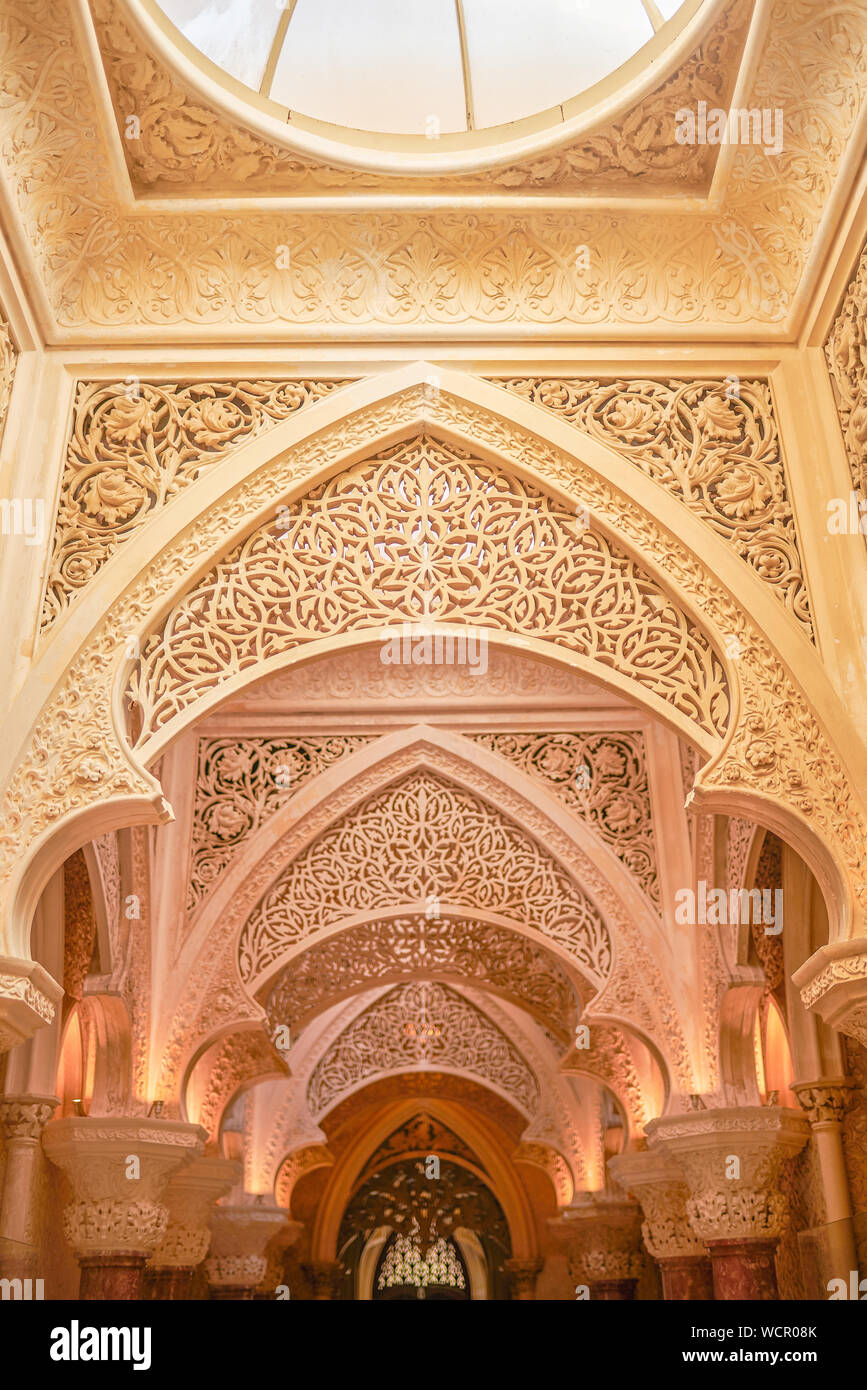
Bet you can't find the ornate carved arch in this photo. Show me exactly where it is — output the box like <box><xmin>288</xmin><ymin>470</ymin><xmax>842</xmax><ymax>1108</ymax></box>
<box><xmin>310</xmin><ymin>1095</ymin><xmax>539</xmax><ymax>1263</ymax></box>
<box><xmin>2</xmin><ymin>365</ymin><xmax>865</xmax><ymax>1048</ymax></box>
<box><xmin>152</xmin><ymin>727</ymin><xmax>688</xmax><ymax>1104</ymax></box>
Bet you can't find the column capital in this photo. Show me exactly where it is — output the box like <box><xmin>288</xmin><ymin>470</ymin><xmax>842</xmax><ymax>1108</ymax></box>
<box><xmin>0</xmin><ymin>959</ymin><xmax>63</xmax><ymax>1053</ymax></box>
<box><xmin>551</xmin><ymin>1196</ymin><xmax>644</xmax><ymax>1285</ymax></box>
<box><xmin>790</xmin><ymin>1077</ymin><xmax>854</xmax><ymax>1127</ymax></box>
<box><xmin>150</xmin><ymin>1156</ymin><xmax>241</xmax><ymax>1271</ymax></box>
<box><xmin>794</xmin><ymin>940</ymin><xmax>867</xmax><ymax>1047</ymax></box>
<box><xmin>504</xmin><ymin>1257</ymin><xmax>543</xmax><ymax>1298</ymax></box>
<box><xmin>0</xmin><ymin>1093</ymin><xmax>58</xmax><ymax>1141</ymax></box>
<box><xmin>42</xmin><ymin>1116</ymin><xmax>206</xmax><ymax>1258</ymax></box>
<box><xmin>646</xmin><ymin>1106</ymin><xmax>809</xmax><ymax>1243</ymax></box>
<box><xmin>206</xmin><ymin>1203</ymin><xmax>288</xmax><ymax>1293</ymax></box>
<box><xmin>608</xmin><ymin>1150</ymin><xmax>706</xmax><ymax>1260</ymax></box>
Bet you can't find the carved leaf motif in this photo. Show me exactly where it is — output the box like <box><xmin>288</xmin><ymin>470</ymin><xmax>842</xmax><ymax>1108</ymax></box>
<box><xmin>306</xmin><ymin>981</ymin><xmax>540</xmax><ymax>1118</ymax></box>
<box><xmin>238</xmin><ymin>771</ymin><xmax>612</xmax><ymax>987</ymax></box>
<box><xmin>130</xmin><ymin>435</ymin><xmax>730</xmax><ymax>745</ymax></box>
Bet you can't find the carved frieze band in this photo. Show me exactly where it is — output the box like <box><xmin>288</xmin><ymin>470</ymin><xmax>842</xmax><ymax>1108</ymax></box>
<box><xmin>40</xmin><ymin>378</ymin><xmax>347</xmax><ymax>633</ymax></box>
<box><xmin>0</xmin><ymin>0</ymin><xmax>861</xmax><ymax>333</ymax></box>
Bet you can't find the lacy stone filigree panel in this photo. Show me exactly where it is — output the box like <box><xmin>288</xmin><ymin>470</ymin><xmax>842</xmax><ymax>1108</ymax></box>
<box><xmin>825</xmin><ymin>238</ymin><xmax>867</xmax><ymax>498</ymax></box>
<box><xmin>472</xmin><ymin>732</ymin><xmax>659</xmax><ymax>907</ymax></box>
<box><xmin>188</xmin><ymin>735</ymin><xmax>372</xmax><ymax>913</ymax></box>
<box><xmin>495</xmin><ymin>378</ymin><xmax>812</xmax><ymax>637</ymax></box>
<box><xmin>238</xmin><ymin>772</ymin><xmax>612</xmax><ymax>987</ymax></box>
<box><xmin>264</xmin><ymin>915</ymin><xmax>581</xmax><ymax>1040</ymax></box>
<box><xmin>306</xmin><ymin>981</ymin><xmax>540</xmax><ymax>1119</ymax></box>
<box><xmin>129</xmin><ymin>434</ymin><xmax>729</xmax><ymax>744</ymax></box>
<box><xmin>40</xmin><ymin>378</ymin><xmax>347</xmax><ymax>632</ymax></box>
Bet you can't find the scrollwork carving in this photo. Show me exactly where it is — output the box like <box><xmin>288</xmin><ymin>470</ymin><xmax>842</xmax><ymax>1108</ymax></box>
<box><xmin>473</xmin><ymin>731</ymin><xmax>659</xmax><ymax>906</ymax></box>
<box><xmin>306</xmin><ymin>981</ymin><xmax>541</xmax><ymax>1119</ymax></box>
<box><xmin>129</xmin><ymin>434</ymin><xmax>730</xmax><ymax>745</ymax></box>
<box><xmin>188</xmin><ymin>735</ymin><xmax>371</xmax><ymax>912</ymax></box>
<box><xmin>264</xmin><ymin>913</ymin><xmax>580</xmax><ymax>1040</ymax></box>
<box><xmin>238</xmin><ymin>771</ymin><xmax>612</xmax><ymax>987</ymax></box>
<box><xmin>497</xmin><ymin>377</ymin><xmax>812</xmax><ymax>635</ymax></box>
<box><xmin>825</xmin><ymin>237</ymin><xmax>867</xmax><ymax>498</ymax></box>
<box><xmin>41</xmin><ymin>377</ymin><xmax>347</xmax><ymax>631</ymax></box>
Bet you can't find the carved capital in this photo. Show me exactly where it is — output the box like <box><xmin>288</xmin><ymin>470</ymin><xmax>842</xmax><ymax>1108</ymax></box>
<box><xmin>791</xmin><ymin>1078</ymin><xmax>853</xmax><ymax>1127</ymax></box>
<box><xmin>42</xmin><ymin>1116</ymin><xmax>206</xmax><ymax>1257</ymax></box>
<box><xmin>794</xmin><ymin>941</ymin><xmax>867</xmax><ymax>1047</ymax></box>
<box><xmin>206</xmin><ymin>1203</ymin><xmax>288</xmax><ymax>1290</ymax></box>
<box><xmin>305</xmin><ymin>1259</ymin><xmax>343</xmax><ymax>1299</ymax></box>
<box><xmin>646</xmin><ymin>1106</ymin><xmax>809</xmax><ymax>1243</ymax></box>
<box><xmin>0</xmin><ymin>1094</ymin><xmax>58</xmax><ymax>1142</ymax></box>
<box><xmin>504</xmin><ymin>1258</ymin><xmax>543</xmax><ymax>1298</ymax></box>
<box><xmin>149</xmin><ymin>1156</ymin><xmax>241</xmax><ymax>1271</ymax></box>
<box><xmin>551</xmin><ymin>1197</ymin><xmax>644</xmax><ymax>1285</ymax></box>
<box><xmin>0</xmin><ymin>959</ymin><xmax>64</xmax><ymax>1053</ymax></box>
<box><xmin>608</xmin><ymin>1150</ymin><xmax>705</xmax><ymax>1260</ymax></box>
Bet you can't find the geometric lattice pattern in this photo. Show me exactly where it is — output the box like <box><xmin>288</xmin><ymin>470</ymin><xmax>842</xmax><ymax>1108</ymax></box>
<box><xmin>238</xmin><ymin>772</ymin><xmax>612</xmax><ymax>986</ymax></box>
<box><xmin>306</xmin><ymin>981</ymin><xmax>541</xmax><ymax>1117</ymax></box>
<box><xmin>264</xmin><ymin>915</ymin><xmax>581</xmax><ymax>1040</ymax></box>
<box><xmin>129</xmin><ymin>436</ymin><xmax>730</xmax><ymax>744</ymax></box>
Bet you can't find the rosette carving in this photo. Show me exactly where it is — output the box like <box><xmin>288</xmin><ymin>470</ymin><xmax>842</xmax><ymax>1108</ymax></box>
<box><xmin>473</xmin><ymin>731</ymin><xmax>659</xmax><ymax>906</ymax></box>
<box><xmin>188</xmin><ymin>735</ymin><xmax>371</xmax><ymax>912</ymax></box>
<box><xmin>498</xmin><ymin>378</ymin><xmax>812</xmax><ymax>635</ymax></box>
<box><xmin>41</xmin><ymin>378</ymin><xmax>346</xmax><ymax>631</ymax></box>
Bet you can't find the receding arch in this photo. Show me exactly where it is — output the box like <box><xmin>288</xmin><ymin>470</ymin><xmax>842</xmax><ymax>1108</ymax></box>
<box><xmin>310</xmin><ymin>1093</ymin><xmax>539</xmax><ymax>1262</ymax></box>
<box><xmin>2</xmin><ymin>363</ymin><xmax>865</xmax><ymax>1053</ymax></box>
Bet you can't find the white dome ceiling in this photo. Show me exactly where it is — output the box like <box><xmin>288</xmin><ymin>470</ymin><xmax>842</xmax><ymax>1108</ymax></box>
<box><xmin>152</xmin><ymin>0</ymin><xmax>696</xmax><ymax>136</ymax></box>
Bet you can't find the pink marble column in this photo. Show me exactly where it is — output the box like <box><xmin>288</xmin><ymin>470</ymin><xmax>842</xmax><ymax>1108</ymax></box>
<box><xmin>608</xmin><ymin>1150</ymin><xmax>713</xmax><ymax>1301</ymax></box>
<box><xmin>646</xmin><ymin>1106</ymin><xmax>809</xmax><ymax>1303</ymax></box>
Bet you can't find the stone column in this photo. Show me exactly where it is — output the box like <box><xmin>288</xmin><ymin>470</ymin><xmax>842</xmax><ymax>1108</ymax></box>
<box><xmin>147</xmin><ymin>1157</ymin><xmax>240</xmax><ymax>1300</ymax></box>
<box><xmin>608</xmin><ymin>1150</ymin><xmax>713</xmax><ymax>1301</ymax></box>
<box><xmin>552</xmin><ymin>1196</ymin><xmax>644</xmax><ymax>1300</ymax></box>
<box><xmin>42</xmin><ymin>1116</ymin><xmax>206</xmax><ymax>1300</ymax></box>
<box><xmin>206</xmin><ymin>1203</ymin><xmax>288</xmax><ymax>1300</ymax></box>
<box><xmin>791</xmin><ymin>1078</ymin><xmax>858</xmax><ymax>1288</ymax></box>
<box><xmin>646</xmin><ymin>1107</ymin><xmax>809</xmax><ymax>1301</ymax></box>
<box><xmin>0</xmin><ymin>1095</ymin><xmax>58</xmax><ymax>1282</ymax></box>
<box><xmin>305</xmin><ymin>1259</ymin><xmax>343</xmax><ymax>1300</ymax></box>
<box><xmin>504</xmin><ymin>1257</ymin><xmax>543</xmax><ymax>1300</ymax></box>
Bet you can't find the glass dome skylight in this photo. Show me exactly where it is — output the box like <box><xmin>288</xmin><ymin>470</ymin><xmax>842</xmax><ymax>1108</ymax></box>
<box><xmin>151</xmin><ymin>0</ymin><xmax>696</xmax><ymax>137</ymax></box>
